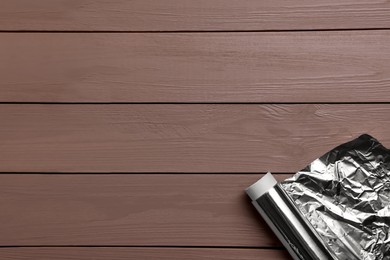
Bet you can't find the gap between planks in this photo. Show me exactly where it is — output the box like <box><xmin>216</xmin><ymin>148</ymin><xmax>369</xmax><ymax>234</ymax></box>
<box><xmin>0</xmin><ymin>28</ymin><xmax>390</xmax><ymax>33</ymax></box>
<box><xmin>0</xmin><ymin>247</ymin><xmax>291</xmax><ymax>260</ymax></box>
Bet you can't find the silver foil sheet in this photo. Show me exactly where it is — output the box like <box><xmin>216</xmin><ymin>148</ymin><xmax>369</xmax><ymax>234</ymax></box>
<box><xmin>246</xmin><ymin>134</ymin><xmax>390</xmax><ymax>260</ymax></box>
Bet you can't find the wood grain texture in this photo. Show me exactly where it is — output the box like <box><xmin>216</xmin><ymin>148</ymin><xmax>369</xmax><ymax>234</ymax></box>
<box><xmin>0</xmin><ymin>247</ymin><xmax>291</xmax><ymax>260</ymax></box>
<box><xmin>0</xmin><ymin>174</ymin><xmax>290</xmax><ymax>246</ymax></box>
<box><xmin>0</xmin><ymin>0</ymin><xmax>390</xmax><ymax>31</ymax></box>
<box><xmin>0</xmin><ymin>104</ymin><xmax>390</xmax><ymax>173</ymax></box>
<box><xmin>1</xmin><ymin>31</ymin><xmax>390</xmax><ymax>102</ymax></box>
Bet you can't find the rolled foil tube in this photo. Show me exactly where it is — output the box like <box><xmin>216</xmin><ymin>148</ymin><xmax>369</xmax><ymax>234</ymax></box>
<box><xmin>246</xmin><ymin>135</ymin><xmax>390</xmax><ymax>260</ymax></box>
<box><xmin>246</xmin><ymin>173</ymin><xmax>336</xmax><ymax>260</ymax></box>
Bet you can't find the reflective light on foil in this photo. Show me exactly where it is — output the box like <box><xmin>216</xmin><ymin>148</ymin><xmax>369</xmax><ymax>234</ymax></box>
<box><xmin>246</xmin><ymin>134</ymin><xmax>390</xmax><ymax>260</ymax></box>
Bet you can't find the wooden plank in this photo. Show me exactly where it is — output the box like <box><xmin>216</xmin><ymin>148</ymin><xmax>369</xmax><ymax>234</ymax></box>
<box><xmin>1</xmin><ymin>31</ymin><xmax>390</xmax><ymax>102</ymax></box>
<box><xmin>0</xmin><ymin>247</ymin><xmax>291</xmax><ymax>260</ymax></box>
<box><xmin>1</xmin><ymin>0</ymin><xmax>390</xmax><ymax>31</ymax></box>
<box><xmin>0</xmin><ymin>104</ymin><xmax>389</xmax><ymax>173</ymax></box>
<box><xmin>0</xmin><ymin>174</ymin><xmax>290</xmax><ymax>246</ymax></box>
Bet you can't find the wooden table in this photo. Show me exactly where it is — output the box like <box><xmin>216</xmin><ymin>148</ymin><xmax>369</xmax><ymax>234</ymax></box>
<box><xmin>1</xmin><ymin>1</ymin><xmax>390</xmax><ymax>259</ymax></box>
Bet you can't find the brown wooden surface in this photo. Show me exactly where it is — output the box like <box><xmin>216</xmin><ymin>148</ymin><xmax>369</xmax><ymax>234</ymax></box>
<box><xmin>1</xmin><ymin>0</ymin><xmax>390</xmax><ymax>31</ymax></box>
<box><xmin>0</xmin><ymin>174</ymin><xmax>290</xmax><ymax>246</ymax></box>
<box><xmin>0</xmin><ymin>104</ymin><xmax>389</xmax><ymax>173</ymax></box>
<box><xmin>1</xmin><ymin>31</ymin><xmax>390</xmax><ymax>102</ymax></box>
<box><xmin>0</xmin><ymin>247</ymin><xmax>291</xmax><ymax>260</ymax></box>
<box><xmin>1</xmin><ymin>1</ymin><xmax>388</xmax><ymax>258</ymax></box>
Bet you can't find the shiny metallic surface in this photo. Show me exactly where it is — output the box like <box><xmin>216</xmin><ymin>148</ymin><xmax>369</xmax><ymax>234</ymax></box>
<box><xmin>254</xmin><ymin>185</ymin><xmax>335</xmax><ymax>260</ymax></box>
<box><xmin>282</xmin><ymin>134</ymin><xmax>390</xmax><ymax>260</ymax></box>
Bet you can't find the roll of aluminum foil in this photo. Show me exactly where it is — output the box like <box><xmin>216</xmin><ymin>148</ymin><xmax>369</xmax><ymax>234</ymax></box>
<box><xmin>246</xmin><ymin>134</ymin><xmax>390</xmax><ymax>260</ymax></box>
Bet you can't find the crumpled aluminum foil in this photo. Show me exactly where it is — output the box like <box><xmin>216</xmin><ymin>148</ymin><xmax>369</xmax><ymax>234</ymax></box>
<box><xmin>281</xmin><ymin>134</ymin><xmax>390</xmax><ymax>260</ymax></box>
